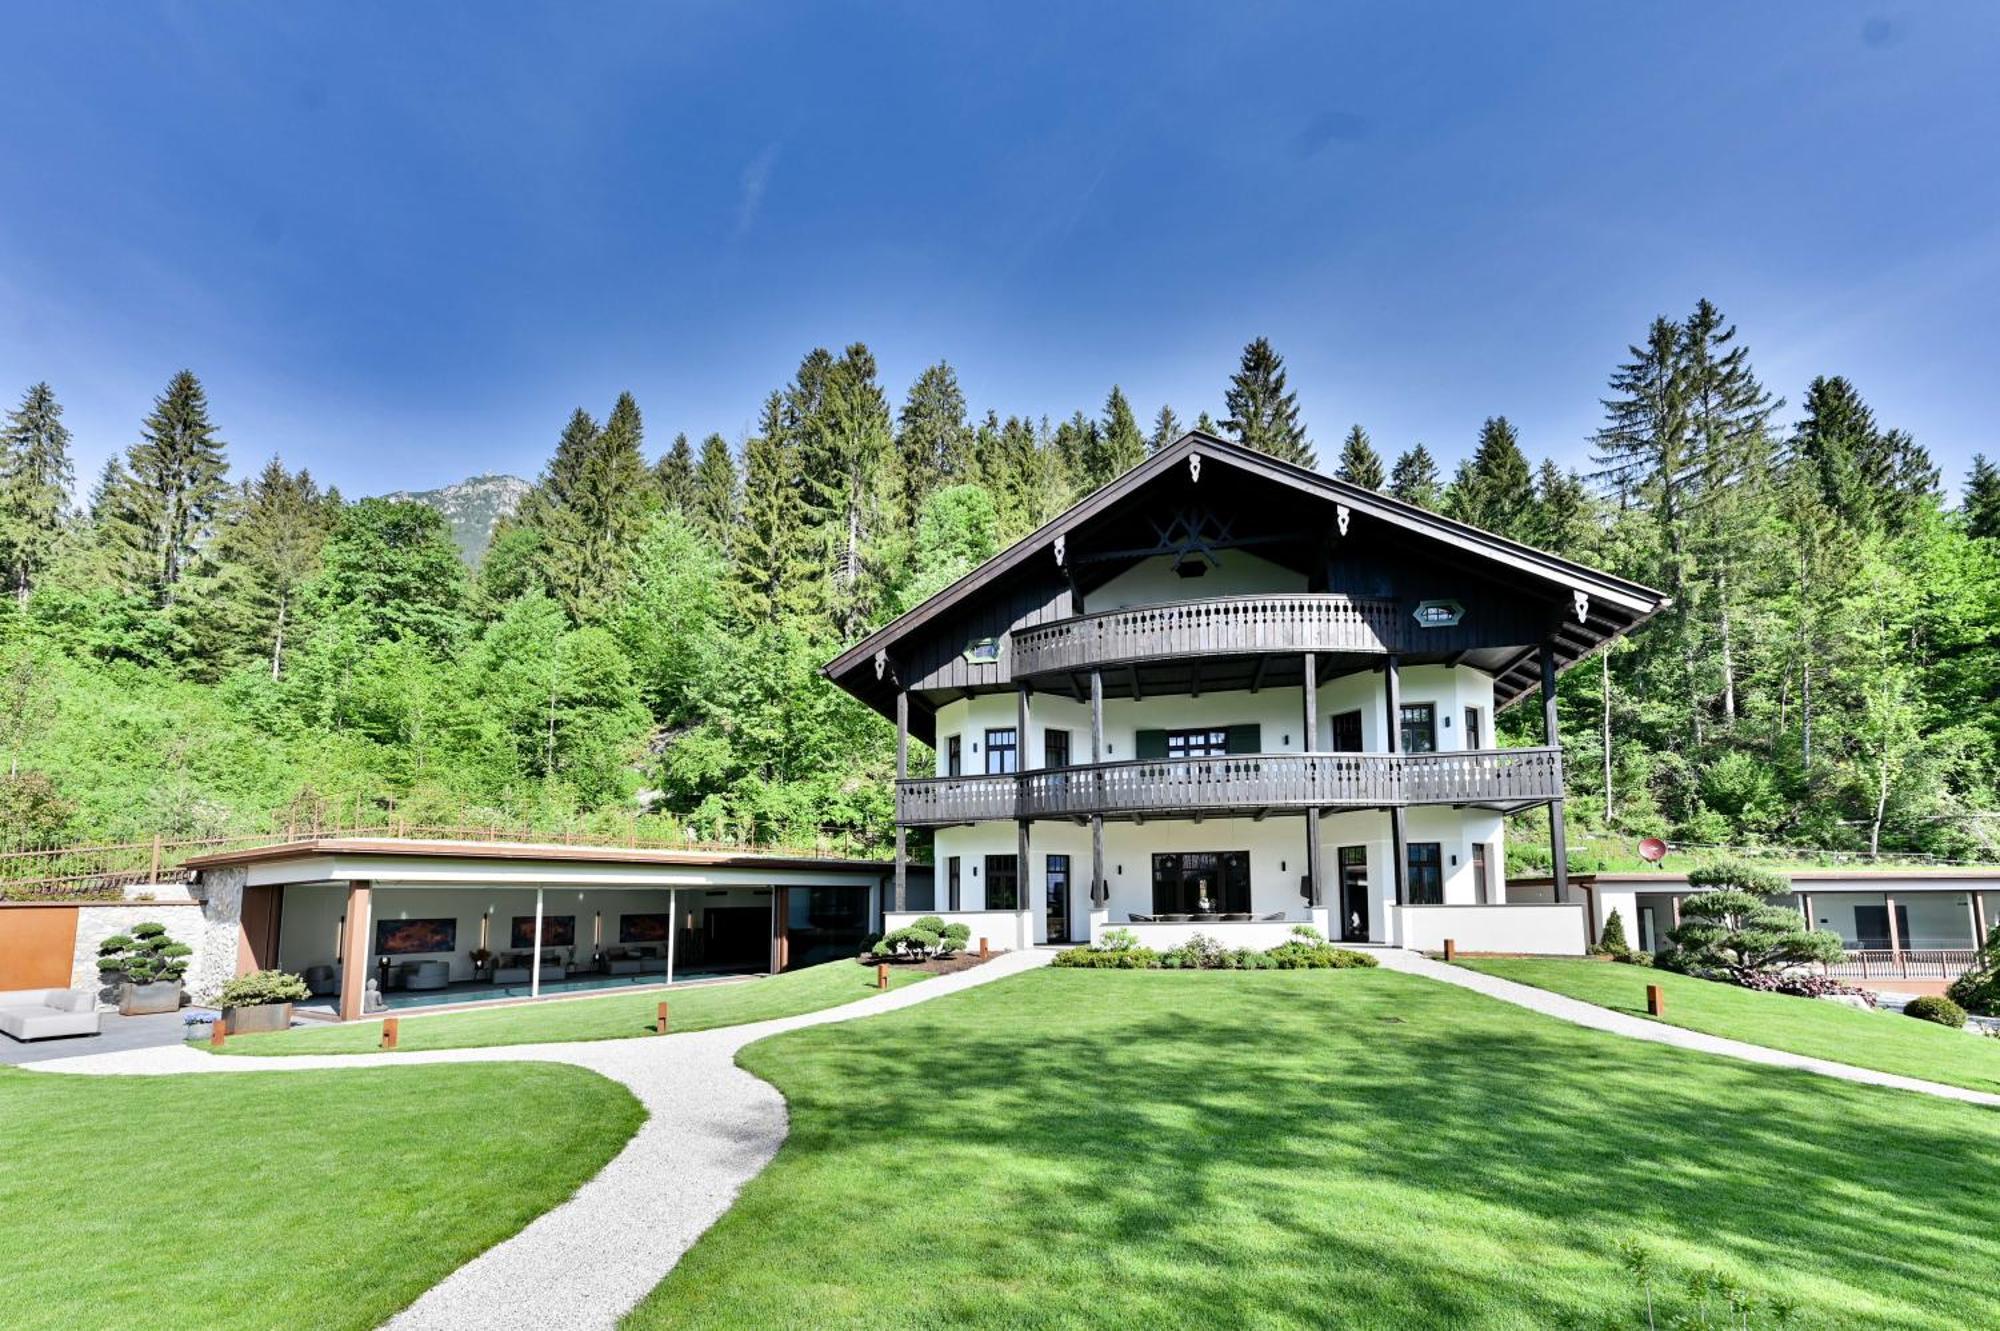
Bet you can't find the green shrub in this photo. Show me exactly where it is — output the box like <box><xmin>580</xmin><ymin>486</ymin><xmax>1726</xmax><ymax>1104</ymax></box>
<box><xmin>95</xmin><ymin>921</ymin><xmax>192</xmax><ymax>985</ymax></box>
<box><xmin>1163</xmin><ymin>933</ymin><xmax>1228</xmax><ymax>970</ymax></box>
<box><xmin>1611</xmin><ymin>949</ymin><xmax>1654</xmax><ymax>966</ymax></box>
<box><xmin>217</xmin><ymin>969</ymin><xmax>311</xmax><ymax>1007</ymax></box>
<box><xmin>1947</xmin><ymin>925</ymin><xmax>2000</xmax><ymax>1016</ymax></box>
<box><xmin>1051</xmin><ymin>945</ymin><xmax>1159</xmax><ymax>969</ymax></box>
<box><xmin>1596</xmin><ymin>908</ymin><xmax>1632</xmax><ymax>956</ymax></box>
<box><xmin>1904</xmin><ymin>994</ymin><xmax>1967</xmax><ymax>1028</ymax></box>
<box><xmin>1265</xmin><ymin>940</ymin><xmax>1381</xmax><ymax>970</ymax></box>
<box><xmin>1097</xmin><ymin>927</ymin><xmax>1141</xmax><ymax>952</ymax></box>
<box><xmin>1657</xmin><ymin>870</ymin><xmax>1844</xmax><ymax>980</ymax></box>
<box><xmin>872</xmin><ymin>924</ymin><xmax>942</xmax><ymax>960</ymax></box>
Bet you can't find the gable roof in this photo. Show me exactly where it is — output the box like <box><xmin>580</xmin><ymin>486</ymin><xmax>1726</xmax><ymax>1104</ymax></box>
<box><xmin>825</xmin><ymin>431</ymin><xmax>1669</xmax><ymax>710</ymax></box>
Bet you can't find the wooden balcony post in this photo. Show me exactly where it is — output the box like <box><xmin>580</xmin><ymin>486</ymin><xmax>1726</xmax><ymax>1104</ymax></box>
<box><xmin>1303</xmin><ymin>652</ymin><xmax>1322</xmax><ymax>905</ymax></box>
<box><xmin>1089</xmin><ymin>669</ymin><xmax>1104</xmax><ymax>764</ymax></box>
<box><xmin>1384</xmin><ymin>654</ymin><xmax>1407</xmax><ymax>908</ymax></box>
<box><xmin>1018</xmin><ymin>683</ymin><xmax>1033</xmax><ymax>771</ymax></box>
<box><xmin>1541</xmin><ymin>641</ymin><xmax>1569</xmax><ymax>904</ymax></box>
<box><xmin>894</xmin><ymin>689</ymin><xmax>909</xmax><ymax>913</ymax></box>
<box><xmin>1017</xmin><ymin>819</ymin><xmax>1032</xmax><ymax>922</ymax></box>
<box><xmin>1090</xmin><ymin>814</ymin><xmax>1106</xmax><ymax>908</ymax></box>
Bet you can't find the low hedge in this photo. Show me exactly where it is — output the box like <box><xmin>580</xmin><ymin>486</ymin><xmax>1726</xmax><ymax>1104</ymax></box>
<box><xmin>1052</xmin><ymin>926</ymin><xmax>1379</xmax><ymax>973</ymax></box>
<box><xmin>1904</xmin><ymin>994</ymin><xmax>1968</xmax><ymax>1028</ymax></box>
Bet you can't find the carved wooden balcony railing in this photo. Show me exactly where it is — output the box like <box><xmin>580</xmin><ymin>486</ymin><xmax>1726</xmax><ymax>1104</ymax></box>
<box><xmin>895</xmin><ymin>746</ymin><xmax>1564</xmax><ymax>825</ymax></box>
<box><xmin>1009</xmin><ymin>593</ymin><xmax>1402</xmax><ymax>677</ymax></box>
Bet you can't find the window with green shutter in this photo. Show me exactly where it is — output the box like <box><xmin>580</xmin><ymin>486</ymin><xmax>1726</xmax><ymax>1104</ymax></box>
<box><xmin>1139</xmin><ymin>725</ymin><xmax>1263</xmax><ymax>759</ymax></box>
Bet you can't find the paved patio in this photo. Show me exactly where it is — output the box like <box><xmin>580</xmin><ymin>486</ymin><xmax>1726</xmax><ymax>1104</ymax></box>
<box><xmin>0</xmin><ymin>1009</ymin><xmax>190</xmax><ymax>1066</ymax></box>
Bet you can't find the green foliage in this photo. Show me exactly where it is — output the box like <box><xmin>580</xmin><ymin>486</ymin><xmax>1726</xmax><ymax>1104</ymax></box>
<box><xmin>1222</xmin><ymin>337</ymin><xmax>1314</xmax><ymax>469</ymax></box>
<box><xmin>1050</xmin><ymin>943</ymin><xmax>1160</xmax><ymax>969</ymax></box>
<box><xmin>1903</xmin><ymin>994</ymin><xmax>1966</xmax><ymax>1029</ymax></box>
<box><xmin>1660</xmin><ymin>873</ymin><xmax>1846</xmax><ymax>979</ymax></box>
<box><xmin>217</xmin><ymin>969</ymin><xmax>312</xmax><ymax>1008</ymax></box>
<box><xmin>1335</xmin><ymin>424</ymin><xmax>1385</xmax><ymax>490</ymax></box>
<box><xmin>0</xmin><ymin>769</ymin><xmax>75</xmax><ymax>845</ymax></box>
<box><xmin>1947</xmin><ymin>928</ymin><xmax>2000</xmax><ymax>1016</ymax></box>
<box><xmin>1596</xmin><ymin>908</ymin><xmax>1632</xmax><ymax>956</ymax></box>
<box><xmin>1388</xmin><ymin>443</ymin><xmax>1442</xmax><ymax>509</ymax></box>
<box><xmin>1445</xmin><ymin>416</ymin><xmax>1535</xmax><ymax>539</ymax></box>
<box><xmin>871</xmin><ymin>917</ymin><xmax>967</xmax><ymax>961</ymax></box>
<box><xmin>0</xmin><ymin>381</ymin><xmax>74</xmax><ymax>604</ymax></box>
<box><xmin>306</xmin><ymin>499</ymin><xmax>468</xmax><ymax>654</ymax></box>
<box><xmin>96</xmin><ymin>920</ymin><xmax>191</xmax><ymax>984</ymax></box>
<box><xmin>1055</xmin><ymin>924</ymin><xmax>1377</xmax><ymax>972</ymax></box>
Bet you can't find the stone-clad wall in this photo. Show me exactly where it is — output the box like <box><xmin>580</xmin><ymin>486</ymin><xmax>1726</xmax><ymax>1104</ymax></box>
<box><xmin>70</xmin><ymin>866</ymin><xmax>247</xmax><ymax>1007</ymax></box>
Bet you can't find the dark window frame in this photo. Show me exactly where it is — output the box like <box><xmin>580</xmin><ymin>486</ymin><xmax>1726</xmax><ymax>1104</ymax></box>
<box><xmin>1165</xmin><ymin>727</ymin><xmax>1231</xmax><ymax>759</ymax></box>
<box><xmin>1150</xmin><ymin>850</ymin><xmax>1252</xmax><ymax>914</ymax></box>
<box><xmin>946</xmin><ymin>855</ymin><xmax>962</xmax><ymax>911</ymax></box>
<box><xmin>946</xmin><ymin>735</ymin><xmax>962</xmax><ymax>777</ymax></box>
<box><xmin>1462</xmin><ymin>706</ymin><xmax>1482</xmax><ymax>752</ymax></box>
<box><xmin>984</xmin><ymin>728</ymin><xmax>1018</xmax><ymax>775</ymax></box>
<box><xmin>1407</xmin><ymin>842</ymin><xmax>1444</xmax><ymax>905</ymax></box>
<box><xmin>1472</xmin><ymin>842</ymin><xmax>1490</xmax><ymax>904</ymax></box>
<box><xmin>985</xmin><ymin>854</ymin><xmax>1020</xmax><ymax>910</ymax></box>
<box><xmin>1400</xmin><ymin>704</ymin><xmax>1438</xmax><ymax>755</ymax></box>
<box><xmin>1044</xmin><ymin>728</ymin><xmax>1071</xmax><ymax>769</ymax></box>
<box><xmin>1329</xmin><ymin>709</ymin><xmax>1364</xmax><ymax>753</ymax></box>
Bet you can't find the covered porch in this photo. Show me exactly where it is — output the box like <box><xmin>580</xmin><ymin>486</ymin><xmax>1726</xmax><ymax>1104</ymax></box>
<box><xmin>186</xmin><ymin>838</ymin><xmax>894</xmax><ymax>1020</ymax></box>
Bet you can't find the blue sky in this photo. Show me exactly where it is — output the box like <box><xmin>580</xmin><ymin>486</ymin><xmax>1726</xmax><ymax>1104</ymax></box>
<box><xmin>4</xmin><ymin>4</ymin><xmax>1997</xmax><ymax>500</ymax></box>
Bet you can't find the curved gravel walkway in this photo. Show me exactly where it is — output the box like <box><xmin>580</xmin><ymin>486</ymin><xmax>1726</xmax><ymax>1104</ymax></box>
<box><xmin>31</xmin><ymin>948</ymin><xmax>1052</xmax><ymax>1331</ymax></box>
<box><xmin>1373</xmin><ymin>948</ymin><xmax>2000</xmax><ymax>1108</ymax></box>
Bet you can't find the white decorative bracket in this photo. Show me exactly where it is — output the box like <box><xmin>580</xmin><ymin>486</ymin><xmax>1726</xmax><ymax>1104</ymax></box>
<box><xmin>1572</xmin><ymin>590</ymin><xmax>1590</xmax><ymax>624</ymax></box>
<box><xmin>1335</xmin><ymin>504</ymin><xmax>1350</xmax><ymax>537</ymax></box>
<box><xmin>1053</xmin><ymin>534</ymin><xmax>1067</xmax><ymax>567</ymax></box>
<box><xmin>1189</xmin><ymin>452</ymin><xmax>1202</xmax><ymax>483</ymax></box>
<box><xmin>873</xmin><ymin>649</ymin><xmax>889</xmax><ymax>681</ymax></box>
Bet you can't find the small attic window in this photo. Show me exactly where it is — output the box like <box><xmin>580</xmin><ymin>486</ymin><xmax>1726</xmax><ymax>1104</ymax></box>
<box><xmin>963</xmin><ymin>637</ymin><xmax>1001</xmax><ymax>664</ymax></box>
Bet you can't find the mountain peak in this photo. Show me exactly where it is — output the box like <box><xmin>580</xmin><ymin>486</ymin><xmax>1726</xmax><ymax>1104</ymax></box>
<box><xmin>378</xmin><ymin>473</ymin><xmax>531</xmax><ymax>562</ymax></box>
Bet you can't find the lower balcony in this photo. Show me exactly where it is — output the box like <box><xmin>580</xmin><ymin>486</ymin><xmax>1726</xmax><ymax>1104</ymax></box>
<box><xmin>896</xmin><ymin>747</ymin><xmax>1563</xmax><ymax>825</ymax></box>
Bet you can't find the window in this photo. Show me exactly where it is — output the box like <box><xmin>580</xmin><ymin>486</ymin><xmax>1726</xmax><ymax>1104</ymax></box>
<box><xmin>946</xmin><ymin>855</ymin><xmax>962</xmax><ymax>911</ymax></box>
<box><xmin>985</xmin><ymin>854</ymin><xmax>1019</xmax><ymax>910</ymax></box>
<box><xmin>1044</xmin><ymin>728</ymin><xmax>1071</xmax><ymax>769</ymax></box>
<box><xmin>1472</xmin><ymin>843</ymin><xmax>1490</xmax><ymax>904</ymax></box>
<box><xmin>1399</xmin><ymin>704</ymin><xmax>1437</xmax><ymax>754</ymax></box>
<box><xmin>1167</xmin><ymin>728</ymin><xmax>1231</xmax><ymax>759</ymax></box>
<box><xmin>1462</xmin><ymin>706</ymin><xmax>1482</xmax><ymax>751</ymax></box>
<box><xmin>985</xmin><ymin>728</ymin><xmax>1018</xmax><ymax>775</ymax></box>
<box><xmin>1406</xmin><ymin>842</ymin><xmax>1443</xmax><ymax>905</ymax></box>
<box><xmin>946</xmin><ymin>735</ymin><xmax>962</xmax><ymax>777</ymax></box>
<box><xmin>1151</xmin><ymin>851</ymin><xmax>1251</xmax><ymax>915</ymax></box>
<box><xmin>1853</xmin><ymin>904</ymin><xmax>1910</xmax><ymax>951</ymax></box>
<box><xmin>1329</xmin><ymin>709</ymin><xmax>1363</xmax><ymax>753</ymax></box>
<box><xmin>1137</xmin><ymin>725</ymin><xmax>1260</xmax><ymax>759</ymax></box>
<box><xmin>1046</xmin><ymin>854</ymin><xmax>1070</xmax><ymax>941</ymax></box>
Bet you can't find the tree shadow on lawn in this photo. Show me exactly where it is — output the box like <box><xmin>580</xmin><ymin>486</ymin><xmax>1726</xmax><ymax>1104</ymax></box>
<box><xmin>708</xmin><ymin>970</ymin><xmax>2000</xmax><ymax>1329</ymax></box>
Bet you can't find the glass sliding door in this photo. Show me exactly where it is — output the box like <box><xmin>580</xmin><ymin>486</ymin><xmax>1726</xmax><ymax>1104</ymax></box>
<box><xmin>1045</xmin><ymin>854</ymin><xmax>1071</xmax><ymax>943</ymax></box>
<box><xmin>1150</xmin><ymin>851</ymin><xmax>1251</xmax><ymax>916</ymax></box>
<box><xmin>984</xmin><ymin>855</ymin><xmax>1020</xmax><ymax>910</ymax></box>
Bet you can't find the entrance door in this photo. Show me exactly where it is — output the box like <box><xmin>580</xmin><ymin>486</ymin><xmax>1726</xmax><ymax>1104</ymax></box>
<box><xmin>1338</xmin><ymin>846</ymin><xmax>1370</xmax><ymax>942</ymax></box>
<box><xmin>1045</xmin><ymin>854</ymin><xmax>1071</xmax><ymax>944</ymax></box>
<box><xmin>238</xmin><ymin>885</ymin><xmax>284</xmax><ymax>975</ymax></box>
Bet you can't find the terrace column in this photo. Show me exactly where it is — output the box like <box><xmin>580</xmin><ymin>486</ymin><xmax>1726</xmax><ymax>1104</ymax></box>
<box><xmin>1090</xmin><ymin>669</ymin><xmax>1107</xmax><ymax>909</ymax></box>
<box><xmin>1885</xmin><ymin>894</ymin><xmax>1902</xmax><ymax>959</ymax></box>
<box><xmin>1800</xmin><ymin>892</ymin><xmax>1814</xmax><ymax>931</ymax></box>
<box><xmin>666</xmin><ymin>887</ymin><xmax>677</xmax><ymax>986</ymax></box>
<box><xmin>336</xmin><ymin>881</ymin><xmax>372</xmax><ymax>1022</ymax></box>
<box><xmin>1386</xmin><ymin>654</ymin><xmax>1408</xmax><ymax>908</ymax></box>
<box><xmin>1969</xmin><ymin>894</ymin><xmax>1984</xmax><ymax>949</ymax></box>
<box><xmin>1303</xmin><ymin>653</ymin><xmax>1323</xmax><ymax>907</ymax></box>
<box><xmin>773</xmin><ymin>886</ymin><xmax>790</xmax><ymax>973</ymax></box>
<box><xmin>1977</xmin><ymin>894</ymin><xmax>1990</xmax><ymax>947</ymax></box>
<box><xmin>1541</xmin><ymin>641</ymin><xmax>1569</xmax><ymax>904</ymax></box>
<box><xmin>894</xmin><ymin>690</ymin><xmax>909</xmax><ymax>912</ymax></box>
<box><xmin>529</xmin><ymin>886</ymin><xmax>545</xmax><ymax>998</ymax></box>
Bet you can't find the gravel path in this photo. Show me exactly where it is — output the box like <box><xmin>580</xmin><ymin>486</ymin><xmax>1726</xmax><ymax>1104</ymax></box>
<box><xmin>31</xmin><ymin>948</ymin><xmax>1052</xmax><ymax>1331</ymax></box>
<box><xmin>1372</xmin><ymin>948</ymin><xmax>2000</xmax><ymax>1108</ymax></box>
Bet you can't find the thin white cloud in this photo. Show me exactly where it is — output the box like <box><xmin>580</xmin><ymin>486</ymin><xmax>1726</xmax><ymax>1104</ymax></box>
<box><xmin>736</xmin><ymin>143</ymin><xmax>780</xmax><ymax>238</ymax></box>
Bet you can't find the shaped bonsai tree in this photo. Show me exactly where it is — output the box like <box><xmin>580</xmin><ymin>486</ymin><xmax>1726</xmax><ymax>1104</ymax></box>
<box><xmin>96</xmin><ymin>921</ymin><xmax>192</xmax><ymax>986</ymax></box>
<box><xmin>871</xmin><ymin>915</ymin><xmax>972</xmax><ymax>961</ymax></box>
<box><xmin>1658</xmin><ymin>861</ymin><xmax>1844</xmax><ymax>982</ymax></box>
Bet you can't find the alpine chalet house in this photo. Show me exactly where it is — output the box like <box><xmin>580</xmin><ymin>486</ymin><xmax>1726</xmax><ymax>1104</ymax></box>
<box><xmin>824</xmin><ymin>434</ymin><xmax>1668</xmax><ymax>956</ymax></box>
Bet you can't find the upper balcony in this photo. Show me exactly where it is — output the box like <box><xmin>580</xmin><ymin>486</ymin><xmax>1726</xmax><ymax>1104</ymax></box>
<box><xmin>1010</xmin><ymin>593</ymin><xmax>1402</xmax><ymax>679</ymax></box>
<box><xmin>895</xmin><ymin>746</ymin><xmax>1563</xmax><ymax>826</ymax></box>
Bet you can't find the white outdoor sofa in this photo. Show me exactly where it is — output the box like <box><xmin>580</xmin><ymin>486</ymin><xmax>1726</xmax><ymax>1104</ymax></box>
<box><xmin>0</xmin><ymin>989</ymin><xmax>102</xmax><ymax>1042</ymax></box>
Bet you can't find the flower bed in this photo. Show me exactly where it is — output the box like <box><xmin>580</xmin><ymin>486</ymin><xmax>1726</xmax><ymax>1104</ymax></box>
<box><xmin>1052</xmin><ymin>925</ymin><xmax>1378</xmax><ymax>972</ymax></box>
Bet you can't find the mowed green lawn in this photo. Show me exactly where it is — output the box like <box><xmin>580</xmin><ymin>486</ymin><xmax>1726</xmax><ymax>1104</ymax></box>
<box><xmin>1460</xmin><ymin>958</ymin><xmax>2000</xmax><ymax>1095</ymax></box>
<box><xmin>0</xmin><ymin>1062</ymin><xmax>641</xmax><ymax>1331</ymax></box>
<box><xmin>631</xmin><ymin>969</ymin><xmax>2000</xmax><ymax>1330</ymax></box>
<box><xmin>222</xmin><ymin>958</ymin><xmax>929</xmax><ymax>1055</ymax></box>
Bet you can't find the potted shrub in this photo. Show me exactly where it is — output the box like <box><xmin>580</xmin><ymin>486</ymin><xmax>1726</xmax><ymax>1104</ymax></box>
<box><xmin>216</xmin><ymin>969</ymin><xmax>312</xmax><ymax>1034</ymax></box>
<box><xmin>97</xmin><ymin>921</ymin><xmax>193</xmax><ymax>1014</ymax></box>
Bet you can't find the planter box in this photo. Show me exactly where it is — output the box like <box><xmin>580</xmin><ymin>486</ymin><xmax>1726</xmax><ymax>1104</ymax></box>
<box><xmin>119</xmin><ymin>980</ymin><xmax>184</xmax><ymax>1016</ymax></box>
<box><xmin>221</xmin><ymin>1002</ymin><xmax>294</xmax><ymax>1034</ymax></box>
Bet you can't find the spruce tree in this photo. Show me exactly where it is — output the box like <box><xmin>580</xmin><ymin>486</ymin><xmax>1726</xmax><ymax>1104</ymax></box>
<box><xmin>1149</xmin><ymin>404</ymin><xmax>1182</xmax><ymax>454</ymax></box>
<box><xmin>1791</xmin><ymin>375</ymin><xmax>1881</xmax><ymax>531</ymax></box>
<box><xmin>1334</xmin><ymin>424</ymin><xmax>1385</xmax><ymax>490</ymax></box>
<box><xmin>0</xmin><ymin>382</ymin><xmax>74</xmax><ymax>606</ymax></box>
<box><xmin>655</xmin><ymin>432</ymin><xmax>696</xmax><ymax>513</ymax></box>
<box><xmin>732</xmin><ymin>392</ymin><xmax>795</xmax><ymax>624</ymax></box>
<box><xmin>692</xmin><ymin>433</ymin><xmax>738</xmax><ymax>548</ymax></box>
<box><xmin>214</xmin><ymin>457</ymin><xmax>336</xmax><ymax>677</ymax></box>
<box><xmin>1529</xmin><ymin>460</ymin><xmax>1598</xmax><ymax>555</ymax></box>
<box><xmin>1053</xmin><ymin>411</ymin><xmax>1099</xmax><ymax>494</ymax></box>
<box><xmin>103</xmin><ymin>369</ymin><xmax>231</xmax><ymax>602</ymax></box>
<box><xmin>793</xmin><ymin>344</ymin><xmax>893</xmax><ymax>640</ymax></box>
<box><xmin>1194</xmin><ymin>410</ymin><xmax>1219</xmax><ymax>435</ymax></box>
<box><xmin>1388</xmin><ymin>444</ymin><xmax>1442</xmax><ymax>509</ymax></box>
<box><xmin>567</xmin><ymin>390</ymin><xmax>651</xmax><ymax>615</ymax></box>
<box><xmin>894</xmin><ymin>362</ymin><xmax>973</xmax><ymax>528</ymax></box>
<box><xmin>1222</xmin><ymin>337</ymin><xmax>1314</xmax><ymax>468</ymax></box>
<box><xmin>1446</xmin><ymin>417</ymin><xmax>1534</xmax><ymax>539</ymax></box>
<box><xmin>1089</xmin><ymin>386</ymin><xmax>1146</xmax><ymax>488</ymax></box>
<box><xmin>1966</xmin><ymin>454</ymin><xmax>2000</xmax><ymax>541</ymax></box>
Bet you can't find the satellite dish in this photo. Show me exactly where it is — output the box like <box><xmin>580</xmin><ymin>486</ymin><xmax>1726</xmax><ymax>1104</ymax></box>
<box><xmin>1638</xmin><ymin>837</ymin><xmax>1669</xmax><ymax>864</ymax></box>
